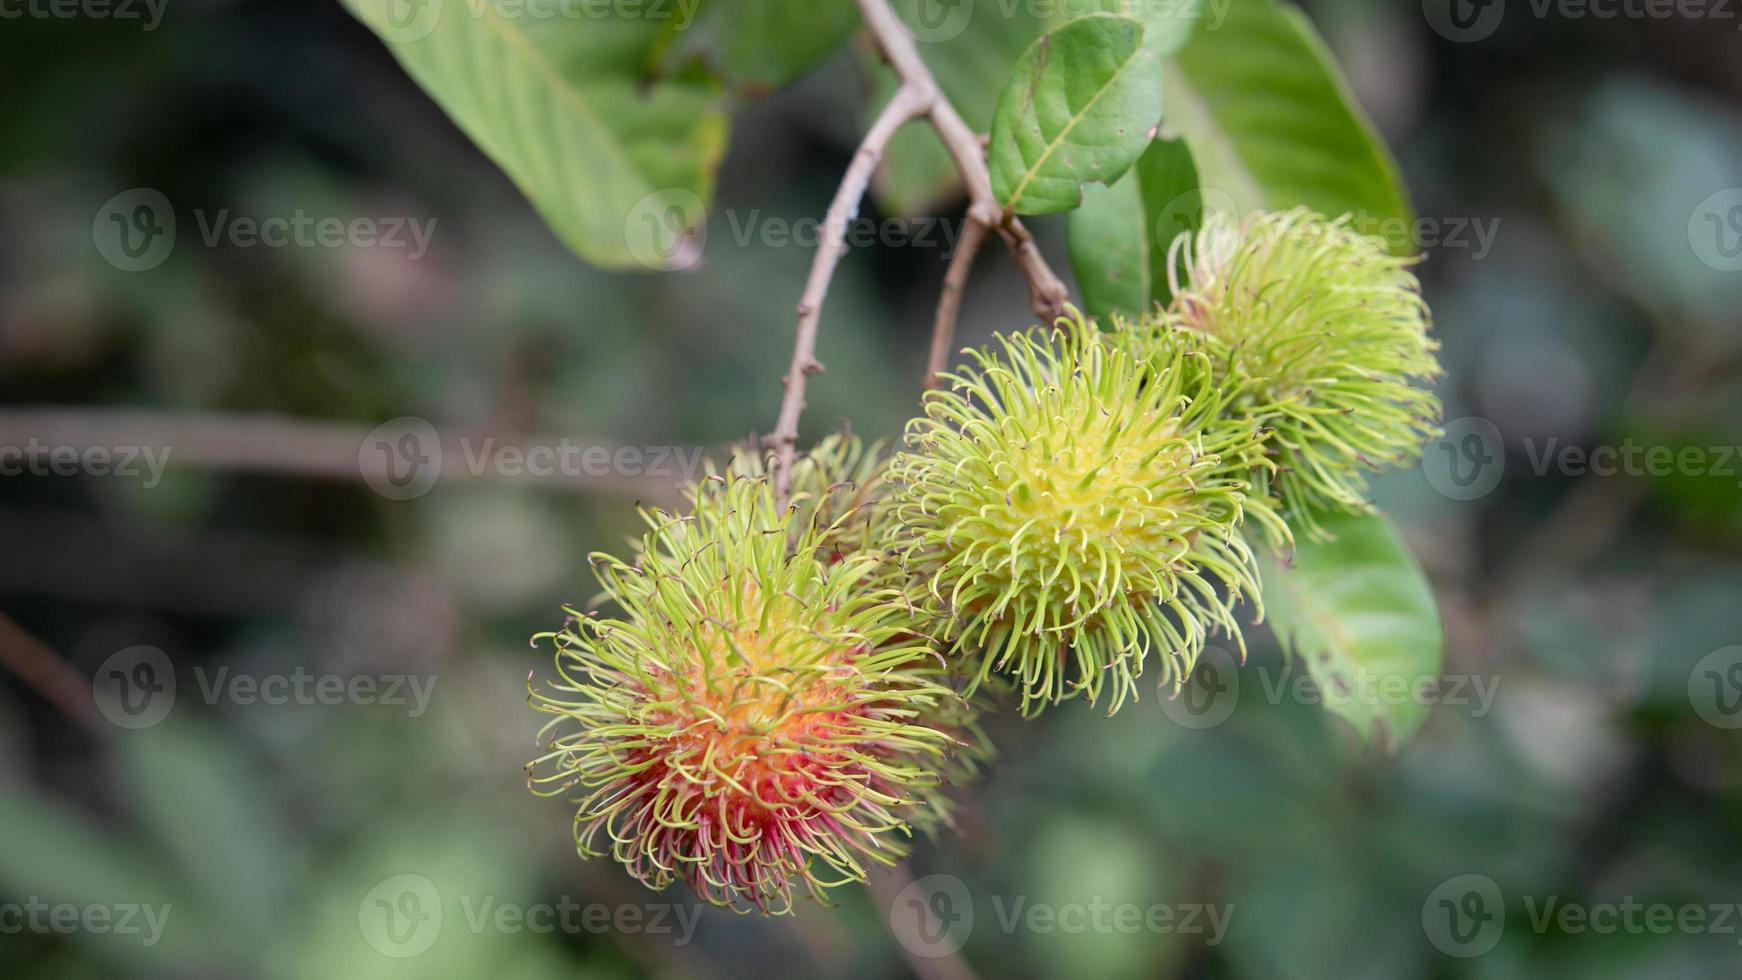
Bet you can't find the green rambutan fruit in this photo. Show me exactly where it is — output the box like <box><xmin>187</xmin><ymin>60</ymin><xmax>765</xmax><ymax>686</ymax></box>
<box><xmin>889</xmin><ymin>312</ymin><xmax>1284</xmax><ymax>715</ymax></box>
<box><xmin>1159</xmin><ymin>208</ymin><xmax>1443</xmax><ymax>536</ymax></box>
<box><xmin>527</xmin><ymin>471</ymin><xmax>980</xmax><ymax>914</ymax></box>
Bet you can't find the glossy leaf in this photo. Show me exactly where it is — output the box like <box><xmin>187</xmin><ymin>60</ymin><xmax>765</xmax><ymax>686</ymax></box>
<box><xmin>1168</xmin><ymin>0</ymin><xmax>1413</xmax><ymax>250</ymax></box>
<box><xmin>1259</xmin><ymin>509</ymin><xmax>1444</xmax><ymax>749</ymax></box>
<box><xmin>342</xmin><ymin>0</ymin><xmax>729</xmax><ymax>270</ymax></box>
<box><xmin>989</xmin><ymin>14</ymin><xmax>1166</xmax><ymax>215</ymax></box>
<box><xmin>1068</xmin><ymin>136</ymin><xmax>1200</xmax><ymax>321</ymax></box>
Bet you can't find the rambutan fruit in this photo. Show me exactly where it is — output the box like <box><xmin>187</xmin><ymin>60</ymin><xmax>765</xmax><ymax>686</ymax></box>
<box><xmin>889</xmin><ymin>311</ymin><xmax>1282</xmax><ymax>715</ymax></box>
<box><xmin>527</xmin><ymin>471</ymin><xmax>978</xmax><ymax>913</ymax></box>
<box><xmin>1160</xmin><ymin>208</ymin><xmax>1443</xmax><ymax>536</ymax></box>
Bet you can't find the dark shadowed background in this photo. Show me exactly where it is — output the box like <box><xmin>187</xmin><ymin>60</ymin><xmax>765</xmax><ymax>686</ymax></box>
<box><xmin>3</xmin><ymin>1</ymin><xmax>1742</xmax><ymax>977</ymax></box>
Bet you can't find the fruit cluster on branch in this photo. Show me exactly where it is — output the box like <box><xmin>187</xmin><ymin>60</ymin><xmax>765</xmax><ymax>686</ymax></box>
<box><xmin>528</xmin><ymin>209</ymin><xmax>1441</xmax><ymax>912</ymax></box>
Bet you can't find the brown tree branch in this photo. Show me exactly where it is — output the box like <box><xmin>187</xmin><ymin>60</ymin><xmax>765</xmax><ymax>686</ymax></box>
<box><xmin>0</xmin><ymin>408</ymin><xmax>685</xmax><ymax>505</ymax></box>
<box><xmin>854</xmin><ymin>0</ymin><xmax>1071</xmax><ymax>324</ymax></box>
<box><xmin>0</xmin><ymin>612</ymin><xmax>99</xmax><ymax>731</ymax></box>
<box><xmin>768</xmin><ymin>83</ymin><xmax>932</xmax><ymax>504</ymax></box>
<box><xmin>925</xmin><ymin>215</ymin><xmax>990</xmax><ymax>388</ymax></box>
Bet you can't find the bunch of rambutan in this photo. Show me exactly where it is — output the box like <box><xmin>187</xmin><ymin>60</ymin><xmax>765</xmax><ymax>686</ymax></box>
<box><xmin>529</xmin><ymin>209</ymin><xmax>1440</xmax><ymax>912</ymax></box>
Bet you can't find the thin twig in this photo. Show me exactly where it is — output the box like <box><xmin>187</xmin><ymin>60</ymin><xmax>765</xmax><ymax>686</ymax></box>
<box><xmin>0</xmin><ymin>408</ymin><xmax>684</xmax><ymax>505</ymax></box>
<box><xmin>768</xmin><ymin>84</ymin><xmax>932</xmax><ymax>504</ymax></box>
<box><xmin>865</xmin><ymin>865</ymin><xmax>985</xmax><ymax>980</ymax></box>
<box><xmin>925</xmin><ymin>215</ymin><xmax>990</xmax><ymax>388</ymax></box>
<box><xmin>0</xmin><ymin>612</ymin><xmax>99</xmax><ymax>731</ymax></box>
<box><xmin>854</xmin><ymin>0</ymin><xmax>1071</xmax><ymax>323</ymax></box>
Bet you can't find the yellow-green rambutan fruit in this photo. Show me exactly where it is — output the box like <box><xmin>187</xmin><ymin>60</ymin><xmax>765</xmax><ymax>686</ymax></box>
<box><xmin>1160</xmin><ymin>208</ymin><xmax>1443</xmax><ymax>536</ymax></box>
<box><xmin>889</xmin><ymin>311</ymin><xmax>1284</xmax><ymax>715</ymax></box>
<box><xmin>527</xmin><ymin>472</ymin><xmax>979</xmax><ymax>914</ymax></box>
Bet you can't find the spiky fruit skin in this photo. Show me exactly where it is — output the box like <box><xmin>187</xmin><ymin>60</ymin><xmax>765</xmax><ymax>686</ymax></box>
<box><xmin>717</xmin><ymin>434</ymin><xmax>897</xmax><ymax>571</ymax></box>
<box><xmin>527</xmin><ymin>473</ymin><xmax>973</xmax><ymax>914</ymax></box>
<box><xmin>1161</xmin><ymin>208</ymin><xmax>1443</xmax><ymax>538</ymax></box>
<box><xmin>714</xmin><ymin>433</ymin><xmax>1002</xmax><ymax>769</ymax></box>
<box><xmin>716</xmin><ymin>435</ymin><xmax>995</xmax><ymax>780</ymax></box>
<box><xmin>889</xmin><ymin>313</ymin><xmax>1284</xmax><ymax>715</ymax></box>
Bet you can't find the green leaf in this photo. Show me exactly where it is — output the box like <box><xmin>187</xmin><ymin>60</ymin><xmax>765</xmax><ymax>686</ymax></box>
<box><xmin>870</xmin><ymin>0</ymin><xmax>1179</xmax><ymax>215</ymax></box>
<box><xmin>1168</xmin><ymin>0</ymin><xmax>1413</xmax><ymax>251</ymax></box>
<box><xmin>117</xmin><ymin>718</ymin><xmax>296</xmax><ymax>946</ymax></box>
<box><xmin>1259</xmin><ymin>509</ymin><xmax>1444</xmax><ymax>750</ymax></box>
<box><xmin>0</xmin><ymin>791</ymin><xmax>208</xmax><ymax>965</ymax></box>
<box><xmin>671</xmin><ymin>0</ymin><xmax>859</xmax><ymax>95</ymax></box>
<box><xmin>1067</xmin><ymin>136</ymin><xmax>1199</xmax><ymax>321</ymax></box>
<box><xmin>342</xmin><ymin>0</ymin><xmax>729</xmax><ymax>270</ymax></box>
<box><xmin>989</xmin><ymin>14</ymin><xmax>1166</xmax><ymax>215</ymax></box>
